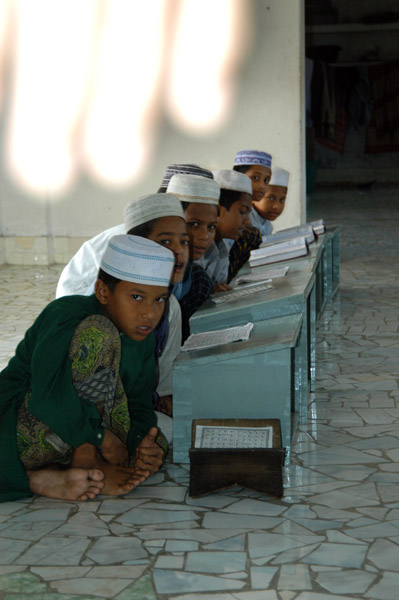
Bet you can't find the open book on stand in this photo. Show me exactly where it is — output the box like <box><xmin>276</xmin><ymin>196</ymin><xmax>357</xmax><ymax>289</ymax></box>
<box><xmin>211</xmin><ymin>281</ymin><xmax>274</xmax><ymax>304</ymax></box>
<box><xmin>182</xmin><ymin>322</ymin><xmax>254</xmax><ymax>352</ymax></box>
<box><xmin>262</xmin><ymin>223</ymin><xmax>315</xmax><ymax>245</ymax></box>
<box><xmin>249</xmin><ymin>236</ymin><xmax>308</xmax><ymax>268</ymax></box>
<box><xmin>189</xmin><ymin>418</ymin><xmax>285</xmax><ymax>498</ymax></box>
<box><xmin>235</xmin><ymin>265</ymin><xmax>289</xmax><ymax>286</ymax></box>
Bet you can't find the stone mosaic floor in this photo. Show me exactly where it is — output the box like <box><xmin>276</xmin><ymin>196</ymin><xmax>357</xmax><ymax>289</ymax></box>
<box><xmin>0</xmin><ymin>184</ymin><xmax>398</xmax><ymax>599</ymax></box>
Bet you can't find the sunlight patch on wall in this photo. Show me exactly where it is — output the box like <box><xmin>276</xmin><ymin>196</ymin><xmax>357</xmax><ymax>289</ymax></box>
<box><xmin>0</xmin><ymin>0</ymin><xmax>253</xmax><ymax>198</ymax></box>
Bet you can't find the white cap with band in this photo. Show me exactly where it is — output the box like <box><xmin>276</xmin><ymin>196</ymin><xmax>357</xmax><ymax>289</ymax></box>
<box><xmin>167</xmin><ymin>174</ymin><xmax>220</xmax><ymax>205</ymax></box>
<box><xmin>124</xmin><ymin>193</ymin><xmax>184</xmax><ymax>232</ymax></box>
<box><xmin>100</xmin><ymin>235</ymin><xmax>175</xmax><ymax>287</ymax></box>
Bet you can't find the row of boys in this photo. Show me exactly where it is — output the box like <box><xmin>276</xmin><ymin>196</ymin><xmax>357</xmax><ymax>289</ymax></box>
<box><xmin>0</xmin><ymin>150</ymin><xmax>289</xmax><ymax>503</ymax></box>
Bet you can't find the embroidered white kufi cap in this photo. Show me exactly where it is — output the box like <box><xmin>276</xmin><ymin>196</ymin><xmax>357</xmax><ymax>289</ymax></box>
<box><xmin>100</xmin><ymin>235</ymin><xmax>174</xmax><ymax>286</ymax></box>
<box><xmin>212</xmin><ymin>169</ymin><xmax>252</xmax><ymax>195</ymax></box>
<box><xmin>124</xmin><ymin>193</ymin><xmax>184</xmax><ymax>232</ymax></box>
<box><xmin>167</xmin><ymin>174</ymin><xmax>220</xmax><ymax>205</ymax></box>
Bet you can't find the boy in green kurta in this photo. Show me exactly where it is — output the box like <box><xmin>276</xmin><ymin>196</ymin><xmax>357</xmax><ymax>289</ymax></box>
<box><xmin>0</xmin><ymin>235</ymin><xmax>174</xmax><ymax>503</ymax></box>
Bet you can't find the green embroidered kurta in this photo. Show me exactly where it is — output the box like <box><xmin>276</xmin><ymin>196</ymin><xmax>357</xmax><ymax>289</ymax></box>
<box><xmin>0</xmin><ymin>295</ymin><xmax>156</xmax><ymax>502</ymax></box>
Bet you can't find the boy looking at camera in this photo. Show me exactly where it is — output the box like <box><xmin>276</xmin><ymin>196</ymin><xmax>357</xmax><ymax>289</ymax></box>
<box><xmin>0</xmin><ymin>236</ymin><xmax>174</xmax><ymax>503</ymax></box>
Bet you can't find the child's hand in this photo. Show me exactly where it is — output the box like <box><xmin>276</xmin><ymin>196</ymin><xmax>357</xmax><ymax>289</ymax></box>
<box><xmin>100</xmin><ymin>430</ymin><xmax>129</xmax><ymax>466</ymax></box>
<box><xmin>135</xmin><ymin>427</ymin><xmax>163</xmax><ymax>476</ymax></box>
<box><xmin>213</xmin><ymin>282</ymin><xmax>232</xmax><ymax>294</ymax></box>
<box><xmin>243</xmin><ymin>222</ymin><xmax>256</xmax><ymax>235</ymax></box>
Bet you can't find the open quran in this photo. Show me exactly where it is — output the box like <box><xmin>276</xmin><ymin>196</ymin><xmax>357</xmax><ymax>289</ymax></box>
<box><xmin>262</xmin><ymin>223</ymin><xmax>315</xmax><ymax>245</ymax></box>
<box><xmin>235</xmin><ymin>266</ymin><xmax>289</xmax><ymax>286</ymax></box>
<box><xmin>212</xmin><ymin>282</ymin><xmax>274</xmax><ymax>304</ymax></box>
<box><xmin>189</xmin><ymin>419</ymin><xmax>285</xmax><ymax>498</ymax></box>
<box><xmin>249</xmin><ymin>236</ymin><xmax>308</xmax><ymax>268</ymax></box>
<box><xmin>194</xmin><ymin>424</ymin><xmax>274</xmax><ymax>449</ymax></box>
<box><xmin>182</xmin><ymin>322</ymin><xmax>254</xmax><ymax>352</ymax></box>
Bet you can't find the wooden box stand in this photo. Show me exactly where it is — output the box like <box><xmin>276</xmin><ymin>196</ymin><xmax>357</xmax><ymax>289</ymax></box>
<box><xmin>189</xmin><ymin>418</ymin><xmax>285</xmax><ymax>498</ymax></box>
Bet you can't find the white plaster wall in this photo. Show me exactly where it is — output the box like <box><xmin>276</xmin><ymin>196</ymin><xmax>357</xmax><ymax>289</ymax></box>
<box><xmin>0</xmin><ymin>0</ymin><xmax>305</xmax><ymax>260</ymax></box>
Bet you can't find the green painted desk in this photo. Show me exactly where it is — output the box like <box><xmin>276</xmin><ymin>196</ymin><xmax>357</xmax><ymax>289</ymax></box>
<box><xmin>294</xmin><ymin>229</ymin><xmax>339</xmax><ymax>313</ymax></box>
<box><xmin>173</xmin><ymin>314</ymin><xmax>303</xmax><ymax>464</ymax></box>
<box><xmin>295</xmin><ymin>228</ymin><xmax>340</xmax><ymax>308</ymax></box>
<box><xmin>274</xmin><ymin>233</ymin><xmax>326</xmax><ymax>274</ymax></box>
<box><xmin>224</xmin><ymin>232</ymin><xmax>329</xmax><ymax>386</ymax></box>
<box><xmin>273</xmin><ymin>234</ymin><xmax>328</xmax><ymax>322</ymax></box>
<box><xmin>189</xmin><ymin>264</ymin><xmax>316</xmax><ymax>415</ymax></box>
<box><xmin>324</xmin><ymin>226</ymin><xmax>341</xmax><ymax>301</ymax></box>
<box><xmin>312</xmin><ymin>235</ymin><xmax>328</xmax><ymax>320</ymax></box>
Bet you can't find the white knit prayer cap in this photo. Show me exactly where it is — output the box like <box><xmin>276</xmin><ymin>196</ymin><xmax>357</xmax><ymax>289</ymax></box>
<box><xmin>166</xmin><ymin>174</ymin><xmax>220</xmax><ymax>205</ymax></box>
<box><xmin>269</xmin><ymin>166</ymin><xmax>289</xmax><ymax>187</ymax></box>
<box><xmin>212</xmin><ymin>170</ymin><xmax>252</xmax><ymax>195</ymax></box>
<box><xmin>124</xmin><ymin>193</ymin><xmax>184</xmax><ymax>232</ymax></box>
<box><xmin>100</xmin><ymin>235</ymin><xmax>174</xmax><ymax>287</ymax></box>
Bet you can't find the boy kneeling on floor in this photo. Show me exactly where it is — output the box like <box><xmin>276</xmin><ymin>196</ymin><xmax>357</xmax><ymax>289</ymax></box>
<box><xmin>0</xmin><ymin>235</ymin><xmax>174</xmax><ymax>503</ymax></box>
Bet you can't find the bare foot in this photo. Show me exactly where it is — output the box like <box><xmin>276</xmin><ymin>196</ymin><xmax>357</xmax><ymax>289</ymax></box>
<box><xmin>72</xmin><ymin>442</ymin><xmax>98</xmax><ymax>467</ymax></box>
<box><xmin>73</xmin><ymin>435</ymin><xmax>129</xmax><ymax>467</ymax></box>
<box><xmin>99</xmin><ymin>430</ymin><xmax>129</xmax><ymax>466</ymax></box>
<box><xmin>27</xmin><ymin>467</ymin><xmax>105</xmax><ymax>501</ymax></box>
<box><xmin>72</xmin><ymin>445</ymin><xmax>144</xmax><ymax>495</ymax></box>
<box><xmin>99</xmin><ymin>461</ymin><xmax>145</xmax><ymax>495</ymax></box>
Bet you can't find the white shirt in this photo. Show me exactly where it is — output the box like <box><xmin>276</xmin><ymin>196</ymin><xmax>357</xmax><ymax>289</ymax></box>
<box><xmin>249</xmin><ymin>209</ymin><xmax>273</xmax><ymax>237</ymax></box>
<box><xmin>197</xmin><ymin>239</ymin><xmax>230</xmax><ymax>285</ymax></box>
<box><xmin>224</xmin><ymin>239</ymin><xmax>235</xmax><ymax>251</ymax></box>
<box><xmin>56</xmin><ymin>224</ymin><xmax>125</xmax><ymax>298</ymax></box>
<box><xmin>56</xmin><ymin>224</ymin><xmax>181</xmax><ymax>397</ymax></box>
